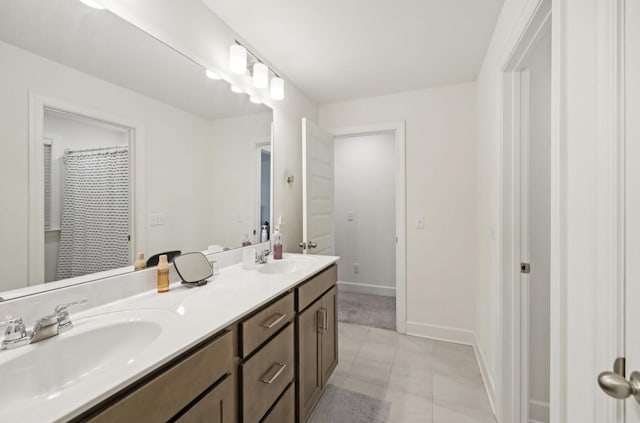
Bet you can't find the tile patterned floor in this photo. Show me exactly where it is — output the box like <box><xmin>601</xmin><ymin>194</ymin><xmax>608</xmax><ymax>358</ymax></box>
<box><xmin>328</xmin><ymin>322</ymin><xmax>497</xmax><ymax>423</ymax></box>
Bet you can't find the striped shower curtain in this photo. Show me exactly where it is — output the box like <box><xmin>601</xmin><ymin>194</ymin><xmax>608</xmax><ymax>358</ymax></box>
<box><xmin>55</xmin><ymin>148</ymin><xmax>130</xmax><ymax>280</ymax></box>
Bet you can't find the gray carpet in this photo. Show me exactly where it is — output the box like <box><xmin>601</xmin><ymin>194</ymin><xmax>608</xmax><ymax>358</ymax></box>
<box><xmin>338</xmin><ymin>291</ymin><xmax>396</xmax><ymax>330</ymax></box>
<box><xmin>308</xmin><ymin>384</ymin><xmax>391</xmax><ymax>423</ymax></box>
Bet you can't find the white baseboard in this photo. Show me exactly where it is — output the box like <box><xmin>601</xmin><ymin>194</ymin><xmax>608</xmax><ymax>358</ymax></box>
<box><xmin>529</xmin><ymin>399</ymin><xmax>549</xmax><ymax>423</ymax></box>
<box><xmin>405</xmin><ymin>321</ymin><xmax>474</xmax><ymax>345</ymax></box>
<box><xmin>473</xmin><ymin>334</ymin><xmax>497</xmax><ymax>419</ymax></box>
<box><xmin>337</xmin><ymin>280</ymin><xmax>396</xmax><ymax>297</ymax></box>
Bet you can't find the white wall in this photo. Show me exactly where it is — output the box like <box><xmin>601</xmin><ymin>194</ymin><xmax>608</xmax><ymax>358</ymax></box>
<box><xmin>524</xmin><ymin>30</ymin><xmax>551</xmax><ymax>423</ymax></box>
<box><xmin>99</xmin><ymin>0</ymin><xmax>319</xmax><ymax>253</ymax></box>
<box><xmin>334</xmin><ymin>132</ymin><xmax>395</xmax><ymax>295</ymax></box>
<box><xmin>209</xmin><ymin>112</ymin><xmax>272</xmax><ymax>248</ymax></box>
<box><xmin>320</xmin><ymin>82</ymin><xmax>477</xmax><ymax>341</ymax></box>
<box><xmin>0</xmin><ymin>39</ymin><xmax>214</xmax><ymax>290</ymax></box>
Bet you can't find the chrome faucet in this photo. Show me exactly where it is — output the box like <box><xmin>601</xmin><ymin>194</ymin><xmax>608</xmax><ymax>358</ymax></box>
<box><xmin>0</xmin><ymin>300</ymin><xmax>87</xmax><ymax>350</ymax></box>
<box><xmin>256</xmin><ymin>249</ymin><xmax>271</xmax><ymax>264</ymax></box>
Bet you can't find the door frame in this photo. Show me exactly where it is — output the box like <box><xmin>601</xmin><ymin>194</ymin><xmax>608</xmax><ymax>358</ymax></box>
<box><xmin>500</xmin><ymin>6</ymin><xmax>550</xmax><ymax>420</ymax></box>
<box><xmin>28</xmin><ymin>93</ymin><xmax>147</xmax><ymax>285</ymax></box>
<box><xmin>328</xmin><ymin>121</ymin><xmax>407</xmax><ymax>334</ymax></box>
<box><xmin>499</xmin><ymin>0</ymin><xmax>625</xmax><ymax>421</ymax></box>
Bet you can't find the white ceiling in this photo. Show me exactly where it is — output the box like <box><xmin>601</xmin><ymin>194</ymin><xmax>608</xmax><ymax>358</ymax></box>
<box><xmin>202</xmin><ymin>0</ymin><xmax>504</xmax><ymax>104</ymax></box>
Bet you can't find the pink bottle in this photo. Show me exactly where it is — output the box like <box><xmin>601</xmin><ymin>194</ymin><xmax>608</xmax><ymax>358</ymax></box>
<box><xmin>272</xmin><ymin>226</ymin><xmax>283</xmax><ymax>260</ymax></box>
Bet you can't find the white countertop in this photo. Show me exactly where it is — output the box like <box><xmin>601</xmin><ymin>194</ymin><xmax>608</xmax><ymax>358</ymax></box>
<box><xmin>0</xmin><ymin>253</ymin><xmax>339</xmax><ymax>422</ymax></box>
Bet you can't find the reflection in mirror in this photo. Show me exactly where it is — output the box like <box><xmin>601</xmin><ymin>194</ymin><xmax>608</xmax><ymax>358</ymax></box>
<box><xmin>44</xmin><ymin>109</ymin><xmax>133</xmax><ymax>282</ymax></box>
<box><xmin>0</xmin><ymin>0</ymin><xmax>273</xmax><ymax>298</ymax></box>
<box><xmin>173</xmin><ymin>253</ymin><xmax>214</xmax><ymax>286</ymax></box>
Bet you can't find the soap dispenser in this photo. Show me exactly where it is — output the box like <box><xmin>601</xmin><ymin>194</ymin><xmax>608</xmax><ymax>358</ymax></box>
<box><xmin>272</xmin><ymin>226</ymin><xmax>283</xmax><ymax>260</ymax></box>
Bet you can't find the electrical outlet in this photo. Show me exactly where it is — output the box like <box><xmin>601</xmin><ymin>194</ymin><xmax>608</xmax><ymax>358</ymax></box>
<box><xmin>415</xmin><ymin>214</ymin><xmax>425</xmax><ymax>229</ymax></box>
<box><xmin>347</xmin><ymin>211</ymin><xmax>354</xmax><ymax>222</ymax></box>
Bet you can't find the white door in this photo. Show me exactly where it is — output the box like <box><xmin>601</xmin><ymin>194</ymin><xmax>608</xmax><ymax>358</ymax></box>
<box><xmin>301</xmin><ymin>117</ymin><xmax>334</xmax><ymax>255</ymax></box>
<box><xmin>625</xmin><ymin>0</ymin><xmax>640</xmax><ymax>421</ymax></box>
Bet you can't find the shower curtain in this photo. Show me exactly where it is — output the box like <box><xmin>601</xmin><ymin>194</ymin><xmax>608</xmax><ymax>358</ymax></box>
<box><xmin>55</xmin><ymin>148</ymin><xmax>130</xmax><ymax>280</ymax></box>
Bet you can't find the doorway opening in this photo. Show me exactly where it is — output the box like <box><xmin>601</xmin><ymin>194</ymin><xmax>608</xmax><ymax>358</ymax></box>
<box><xmin>28</xmin><ymin>93</ymin><xmax>145</xmax><ymax>286</ymax></box>
<box><xmin>43</xmin><ymin>108</ymin><xmax>133</xmax><ymax>282</ymax></box>
<box><xmin>333</xmin><ymin>131</ymin><xmax>397</xmax><ymax>330</ymax></box>
<box><xmin>500</xmin><ymin>3</ymin><xmax>552</xmax><ymax>422</ymax></box>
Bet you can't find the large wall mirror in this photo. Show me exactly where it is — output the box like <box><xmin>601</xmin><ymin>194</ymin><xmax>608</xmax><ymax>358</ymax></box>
<box><xmin>0</xmin><ymin>0</ymin><xmax>273</xmax><ymax>299</ymax></box>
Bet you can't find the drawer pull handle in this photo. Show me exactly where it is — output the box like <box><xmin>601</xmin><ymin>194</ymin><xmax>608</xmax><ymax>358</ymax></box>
<box><xmin>261</xmin><ymin>313</ymin><xmax>287</xmax><ymax>329</ymax></box>
<box><xmin>261</xmin><ymin>363</ymin><xmax>287</xmax><ymax>384</ymax></box>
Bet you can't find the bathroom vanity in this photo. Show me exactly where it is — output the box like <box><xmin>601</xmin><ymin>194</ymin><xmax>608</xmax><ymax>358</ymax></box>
<box><xmin>0</xmin><ymin>254</ymin><xmax>338</xmax><ymax>423</ymax></box>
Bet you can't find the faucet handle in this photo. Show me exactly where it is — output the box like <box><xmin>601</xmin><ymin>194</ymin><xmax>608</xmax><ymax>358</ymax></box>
<box><xmin>55</xmin><ymin>300</ymin><xmax>87</xmax><ymax>333</ymax></box>
<box><xmin>0</xmin><ymin>316</ymin><xmax>29</xmax><ymax>349</ymax></box>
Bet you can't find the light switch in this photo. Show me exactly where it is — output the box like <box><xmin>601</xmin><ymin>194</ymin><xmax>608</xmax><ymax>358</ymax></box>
<box><xmin>278</xmin><ymin>215</ymin><xmax>285</xmax><ymax>225</ymax></box>
<box><xmin>149</xmin><ymin>213</ymin><xmax>166</xmax><ymax>226</ymax></box>
<box><xmin>415</xmin><ymin>214</ymin><xmax>425</xmax><ymax>229</ymax></box>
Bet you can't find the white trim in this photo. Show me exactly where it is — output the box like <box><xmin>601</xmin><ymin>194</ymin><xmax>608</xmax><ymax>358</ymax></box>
<box><xmin>529</xmin><ymin>399</ymin><xmax>550</xmax><ymax>423</ymax></box>
<box><xmin>28</xmin><ymin>93</ymin><xmax>146</xmax><ymax>288</ymax></box>
<box><xmin>499</xmin><ymin>1</ymin><xmax>552</xmax><ymax>422</ymax></box>
<box><xmin>337</xmin><ymin>281</ymin><xmax>396</xmax><ymax>297</ymax></box>
<box><xmin>593</xmin><ymin>1</ymin><xmax>625</xmax><ymax>423</ymax></box>
<box><xmin>473</xmin><ymin>333</ymin><xmax>497</xmax><ymax>417</ymax></box>
<box><xmin>405</xmin><ymin>321</ymin><xmax>474</xmax><ymax>345</ymax></box>
<box><xmin>328</xmin><ymin>121</ymin><xmax>407</xmax><ymax>335</ymax></box>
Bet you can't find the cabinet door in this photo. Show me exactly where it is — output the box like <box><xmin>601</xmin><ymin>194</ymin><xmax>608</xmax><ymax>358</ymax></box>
<box><xmin>175</xmin><ymin>375</ymin><xmax>235</xmax><ymax>423</ymax></box>
<box><xmin>297</xmin><ymin>299</ymin><xmax>323</xmax><ymax>422</ymax></box>
<box><xmin>320</xmin><ymin>286</ymin><xmax>338</xmax><ymax>386</ymax></box>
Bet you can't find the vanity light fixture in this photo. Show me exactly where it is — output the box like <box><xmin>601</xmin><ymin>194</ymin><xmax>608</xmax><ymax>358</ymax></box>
<box><xmin>270</xmin><ymin>77</ymin><xmax>285</xmax><ymax>100</ymax></box>
<box><xmin>229</xmin><ymin>40</ymin><xmax>286</xmax><ymax>100</ymax></box>
<box><xmin>205</xmin><ymin>69</ymin><xmax>221</xmax><ymax>80</ymax></box>
<box><xmin>79</xmin><ymin>0</ymin><xmax>105</xmax><ymax>9</ymax></box>
<box><xmin>229</xmin><ymin>44</ymin><xmax>247</xmax><ymax>74</ymax></box>
<box><xmin>252</xmin><ymin>63</ymin><xmax>268</xmax><ymax>88</ymax></box>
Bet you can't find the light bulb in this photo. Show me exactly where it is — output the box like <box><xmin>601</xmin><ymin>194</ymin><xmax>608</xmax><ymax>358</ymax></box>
<box><xmin>79</xmin><ymin>0</ymin><xmax>105</xmax><ymax>9</ymax></box>
<box><xmin>252</xmin><ymin>63</ymin><xmax>268</xmax><ymax>88</ymax></box>
<box><xmin>250</xmin><ymin>96</ymin><xmax>262</xmax><ymax>104</ymax></box>
<box><xmin>231</xmin><ymin>85</ymin><xmax>243</xmax><ymax>94</ymax></box>
<box><xmin>205</xmin><ymin>69</ymin><xmax>221</xmax><ymax>80</ymax></box>
<box><xmin>229</xmin><ymin>45</ymin><xmax>247</xmax><ymax>74</ymax></box>
<box><xmin>270</xmin><ymin>77</ymin><xmax>284</xmax><ymax>100</ymax></box>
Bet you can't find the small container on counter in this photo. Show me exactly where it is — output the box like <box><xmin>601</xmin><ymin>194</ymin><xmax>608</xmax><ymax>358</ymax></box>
<box><xmin>134</xmin><ymin>252</ymin><xmax>146</xmax><ymax>271</ymax></box>
<box><xmin>272</xmin><ymin>226</ymin><xmax>283</xmax><ymax>260</ymax></box>
<box><xmin>157</xmin><ymin>254</ymin><xmax>170</xmax><ymax>293</ymax></box>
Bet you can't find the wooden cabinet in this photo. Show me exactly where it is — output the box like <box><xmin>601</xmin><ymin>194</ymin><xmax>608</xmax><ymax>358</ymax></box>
<box><xmin>175</xmin><ymin>375</ymin><xmax>235</xmax><ymax>423</ymax></box>
<box><xmin>296</xmin><ymin>265</ymin><xmax>338</xmax><ymax>423</ymax></box>
<box><xmin>262</xmin><ymin>382</ymin><xmax>295</xmax><ymax>423</ymax></box>
<box><xmin>73</xmin><ymin>263</ymin><xmax>337</xmax><ymax>423</ymax></box>
<box><xmin>83</xmin><ymin>331</ymin><xmax>234</xmax><ymax>423</ymax></box>
<box><xmin>240</xmin><ymin>323</ymin><xmax>294</xmax><ymax>423</ymax></box>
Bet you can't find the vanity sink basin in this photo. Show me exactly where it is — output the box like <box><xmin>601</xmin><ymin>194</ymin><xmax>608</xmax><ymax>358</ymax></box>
<box><xmin>0</xmin><ymin>309</ymin><xmax>176</xmax><ymax>410</ymax></box>
<box><xmin>257</xmin><ymin>257</ymin><xmax>317</xmax><ymax>275</ymax></box>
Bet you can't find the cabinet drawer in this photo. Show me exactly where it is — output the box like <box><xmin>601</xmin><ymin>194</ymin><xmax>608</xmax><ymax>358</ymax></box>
<box><xmin>241</xmin><ymin>292</ymin><xmax>294</xmax><ymax>357</ymax></box>
<box><xmin>297</xmin><ymin>265</ymin><xmax>337</xmax><ymax>312</ymax></box>
<box><xmin>175</xmin><ymin>375</ymin><xmax>235</xmax><ymax>423</ymax></box>
<box><xmin>241</xmin><ymin>324</ymin><xmax>294</xmax><ymax>423</ymax></box>
<box><xmin>89</xmin><ymin>331</ymin><xmax>233</xmax><ymax>423</ymax></box>
<box><xmin>262</xmin><ymin>382</ymin><xmax>295</xmax><ymax>423</ymax></box>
